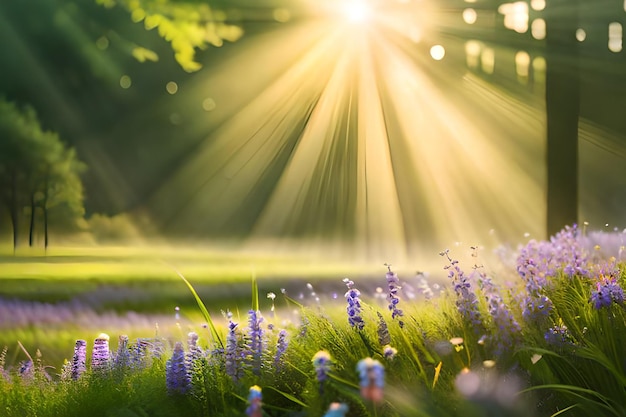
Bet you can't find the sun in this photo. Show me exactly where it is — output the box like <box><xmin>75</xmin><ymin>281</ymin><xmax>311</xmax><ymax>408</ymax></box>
<box><xmin>342</xmin><ymin>0</ymin><xmax>372</xmax><ymax>23</ymax></box>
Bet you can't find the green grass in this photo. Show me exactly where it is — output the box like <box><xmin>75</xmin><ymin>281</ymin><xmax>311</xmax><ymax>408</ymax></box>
<box><xmin>2</xmin><ymin>233</ymin><xmax>626</xmax><ymax>417</ymax></box>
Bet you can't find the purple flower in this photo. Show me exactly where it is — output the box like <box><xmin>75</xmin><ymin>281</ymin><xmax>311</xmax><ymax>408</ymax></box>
<box><xmin>344</xmin><ymin>278</ymin><xmax>364</xmax><ymax>330</ymax></box>
<box><xmin>113</xmin><ymin>335</ymin><xmax>131</xmax><ymax>372</ymax></box>
<box><xmin>166</xmin><ymin>341</ymin><xmax>190</xmax><ymax>395</ymax></box>
<box><xmin>91</xmin><ymin>333</ymin><xmax>110</xmax><ymax>372</ymax></box>
<box><xmin>477</xmin><ymin>273</ymin><xmax>521</xmax><ymax>356</ymax></box>
<box><xmin>71</xmin><ymin>339</ymin><xmax>87</xmax><ymax>380</ymax></box>
<box><xmin>383</xmin><ymin>345</ymin><xmax>397</xmax><ymax>360</ymax></box>
<box><xmin>551</xmin><ymin>224</ymin><xmax>589</xmax><ymax>278</ymax></box>
<box><xmin>544</xmin><ymin>324</ymin><xmax>574</xmax><ymax>348</ymax></box>
<box><xmin>274</xmin><ymin>329</ymin><xmax>288</xmax><ymax>371</ymax></box>
<box><xmin>441</xmin><ymin>250</ymin><xmax>483</xmax><ymax>334</ymax></box>
<box><xmin>225</xmin><ymin>313</ymin><xmax>242</xmax><ymax>381</ymax></box>
<box><xmin>385</xmin><ymin>265</ymin><xmax>404</xmax><ymax>327</ymax></box>
<box><xmin>247</xmin><ymin>310</ymin><xmax>264</xmax><ymax>375</ymax></box>
<box><xmin>516</xmin><ymin>245</ymin><xmax>553</xmax><ymax>322</ymax></box>
<box><xmin>312</xmin><ymin>350</ymin><xmax>331</xmax><ymax>392</ymax></box>
<box><xmin>591</xmin><ymin>275</ymin><xmax>624</xmax><ymax>309</ymax></box>
<box><xmin>185</xmin><ymin>332</ymin><xmax>204</xmax><ymax>385</ymax></box>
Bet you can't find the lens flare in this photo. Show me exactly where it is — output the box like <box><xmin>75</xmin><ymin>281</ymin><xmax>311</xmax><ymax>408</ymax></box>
<box><xmin>343</xmin><ymin>1</ymin><xmax>372</xmax><ymax>23</ymax></box>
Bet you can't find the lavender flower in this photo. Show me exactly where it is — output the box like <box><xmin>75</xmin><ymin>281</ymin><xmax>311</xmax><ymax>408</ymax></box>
<box><xmin>544</xmin><ymin>324</ymin><xmax>575</xmax><ymax>348</ymax></box>
<box><xmin>516</xmin><ymin>244</ymin><xmax>553</xmax><ymax>322</ymax></box>
<box><xmin>247</xmin><ymin>310</ymin><xmax>264</xmax><ymax>375</ymax></box>
<box><xmin>19</xmin><ymin>360</ymin><xmax>33</xmax><ymax>380</ymax></box>
<box><xmin>185</xmin><ymin>332</ymin><xmax>204</xmax><ymax>385</ymax></box>
<box><xmin>186</xmin><ymin>332</ymin><xmax>204</xmax><ymax>362</ymax></box>
<box><xmin>375</xmin><ymin>312</ymin><xmax>391</xmax><ymax>347</ymax></box>
<box><xmin>323</xmin><ymin>402</ymin><xmax>349</xmax><ymax>417</ymax></box>
<box><xmin>71</xmin><ymin>339</ymin><xmax>87</xmax><ymax>380</ymax></box>
<box><xmin>246</xmin><ymin>385</ymin><xmax>262</xmax><ymax>417</ymax></box>
<box><xmin>383</xmin><ymin>345</ymin><xmax>397</xmax><ymax>360</ymax></box>
<box><xmin>91</xmin><ymin>333</ymin><xmax>110</xmax><ymax>372</ymax></box>
<box><xmin>344</xmin><ymin>278</ymin><xmax>364</xmax><ymax>330</ymax></box>
<box><xmin>312</xmin><ymin>350</ymin><xmax>331</xmax><ymax>392</ymax></box>
<box><xmin>591</xmin><ymin>275</ymin><xmax>624</xmax><ymax>309</ymax></box>
<box><xmin>166</xmin><ymin>341</ymin><xmax>190</xmax><ymax>395</ymax></box>
<box><xmin>225</xmin><ymin>313</ymin><xmax>242</xmax><ymax>381</ymax></box>
<box><xmin>357</xmin><ymin>357</ymin><xmax>385</xmax><ymax>403</ymax></box>
<box><xmin>385</xmin><ymin>265</ymin><xmax>404</xmax><ymax>327</ymax></box>
<box><xmin>274</xmin><ymin>329</ymin><xmax>288</xmax><ymax>371</ymax></box>
<box><xmin>477</xmin><ymin>273</ymin><xmax>521</xmax><ymax>356</ymax></box>
<box><xmin>551</xmin><ymin>224</ymin><xmax>589</xmax><ymax>277</ymax></box>
<box><xmin>113</xmin><ymin>335</ymin><xmax>131</xmax><ymax>372</ymax></box>
<box><xmin>441</xmin><ymin>250</ymin><xmax>483</xmax><ymax>334</ymax></box>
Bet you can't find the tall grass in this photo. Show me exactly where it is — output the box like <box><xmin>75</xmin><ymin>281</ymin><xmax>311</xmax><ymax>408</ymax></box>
<box><xmin>1</xmin><ymin>226</ymin><xmax>625</xmax><ymax>417</ymax></box>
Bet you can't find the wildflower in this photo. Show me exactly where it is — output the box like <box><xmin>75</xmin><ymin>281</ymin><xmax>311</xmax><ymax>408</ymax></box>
<box><xmin>19</xmin><ymin>360</ymin><xmax>33</xmax><ymax>380</ymax></box>
<box><xmin>376</xmin><ymin>312</ymin><xmax>391</xmax><ymax>346</ymax></box>
<box><xmin>166</xmin><ymin>341</ymin><xmax>190</xmax><ymax>395</ymax></box>
<box><xmin>186</xmin><ymin>332</ymin><xmax>204</xmax><ymax>362</ymax></box>
<box><xmin>591</xmin><ymin>275</ymin><xmax>624</xmax><ymax>309</ymax></box>
<box><xmin>516</xmin><ymin>244</ymin><xmax>554</xmax><ymax>322</ymax></box>
<box><xmin>323</xmin><ymin>402</ymin><xmax>349</xmax><ymax>417</ymax></box>
<box><xmin>357</xmin><ymin>357</ymin><xmax>385</xmax><ymax>404</ymax></box>
<box><xmin>312</xmin><ymin>350</ymin><xmax>331</xmax><ymax>392</ymax></box>
<box><xmin>247</xmin><ymin>310</ymin><xmax>264</xmax><ymax>375</ymax></box>
<box><xmin>441</xmin><ymin>250</ymin><xmax>483</xmax><ymax>334</ymax></box>
<box><xmin>385</xmin><ymin>264</ymin><xmax>404</xmax><ymax>327</ymax></box>
<box><xmin>246</xmin><ymin>385</ymin><xmax>262</xmax><ymax>417</ymax></box>
<box><xmin>113</xmin><ymin>335</ymin><xmax>131</xmax><ymax>372</ymax></box>
<box><xmin>383</xmin><ymin>345</ymin><xmax>397</xmax><ymax>360</ymax></box>
<box><xmin>274</xmin><ymin>329</ymin><xmax>288</xmax><ymax>371</ymax></box>
<box><xmin>71</xmin><ymin>339</ymin><xmax>87</xmax><ymax>380</ymax></box>
<box><xmin>552</xmin><ymin>224</ymin><xmax>589</xmax><ymax>277</ymax></box>
<box><xmin>186</xmin><ymin>332</ymin><xmax>204</xmax><ymax>385</ymax></box>
<box><xmin>92</xmin><ymin>333</ymin><xmax>110</xmax><ymax>371</ymax></box>
<box><xmin>344</xmin><ymin>278</ymin><xmax>364</xmax><ymax>330</ymax></box>
<box><xmin>225</xmin><ymin>313</ymin><xmax>242</xmax><ymax>381</ymax></box>
<box><xmin>477</xmin><ymin>272</ymin><xmax>521</xmax><ymax>356</ymax></box>
<box><xmin>267</xmin><ymin>292</ymin><xmax>276</xmax><ymax>313</ymax></box>
<box><xmin>544</xmin><ymin>324</ymin><xmax>575</xmax><ymax>348</ymax></box>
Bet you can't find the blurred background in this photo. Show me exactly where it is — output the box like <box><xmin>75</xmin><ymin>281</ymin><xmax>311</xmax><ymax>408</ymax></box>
<box><xmin>1</xmin><ymin>0</ymin><xmax>625</xmax><ymax>266</ymax></box>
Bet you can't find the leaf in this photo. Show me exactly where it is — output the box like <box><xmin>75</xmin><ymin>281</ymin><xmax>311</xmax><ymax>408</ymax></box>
<box><xmin>173</xmin><ymin>268</ymin><xmax>223</xmax><ymax>348</ymax></box>
<box><xmin>432</xmin><ymin>361</ymin><xmax>442</xmax><ymax>389</ymax></box>
<box><xmin>251</xmin><ymin>270</ymin><xmax>259</xmax><ymax>312</ymax></box>
<box><xmin>264</xmin><ymin>386</ymin><xmax>308</xmax><ymax>408</ymax></box>
<box><xmin>132</xmin><ymin>47</ymin><xmax>159</xmax><ymax>63</ymax></box>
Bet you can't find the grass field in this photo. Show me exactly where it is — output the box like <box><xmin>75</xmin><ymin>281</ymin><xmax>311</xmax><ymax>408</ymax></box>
<box><xmin>3</xmin><ymin>227</ymin><xmax>625</xmax><ymax>417</ymax></box>
<box><xmin>0</xmin><ymin>242</ymin><xmax>412</xmax><ymax>370</ymax></box>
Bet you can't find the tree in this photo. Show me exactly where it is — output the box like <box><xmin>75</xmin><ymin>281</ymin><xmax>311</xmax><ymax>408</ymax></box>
<box><xmin>545</xmin><ymin>0</ymin><xmax>580</xmax><ymax>236</ymax></box>
<box><xmin>0</xmin><ymin>99</ymin><xmax>86</xmax><ymax>250</ymax></box>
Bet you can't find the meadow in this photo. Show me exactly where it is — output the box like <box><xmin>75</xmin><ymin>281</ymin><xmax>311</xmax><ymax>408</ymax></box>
<box><xmin>1</xmin><ymin>225</ymin><xmax>626</xmax><ymax>417</ymax></box>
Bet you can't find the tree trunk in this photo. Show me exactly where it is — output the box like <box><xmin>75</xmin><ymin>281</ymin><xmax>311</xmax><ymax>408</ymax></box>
<box><xmin>9</xmin><ymin>169</ymin><xmax>19</xmax><ymax>253</ymax></box>
<box><xmin>43</xmin><ymin>174</ymin><xmax>49</xmax><ymax>250</ymax></box>
<box><xmin>29</xmin><ymin>193</ymin><xmax>36</xmax><ymax>247</ymax></box>
<box><xmin>545</xmin><ymin>0</ymin><xmax>580</xmax><ymax>237</ymax></box>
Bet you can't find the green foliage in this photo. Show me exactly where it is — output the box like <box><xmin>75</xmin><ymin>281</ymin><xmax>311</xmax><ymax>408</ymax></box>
<box><xmin>96</xmin><ymin>0</ymin><xmax>244</xmax><ymax>72</ymax></box>
<box><xmin>0</xmin><ymin>98</ymin><xmax>86</xmax><ymax>248</ymax></box>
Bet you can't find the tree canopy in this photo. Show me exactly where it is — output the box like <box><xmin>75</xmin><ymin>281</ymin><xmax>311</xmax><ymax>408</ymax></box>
<box><xmin>0</xmin><ymin>98</ymin><xmax>86</xmax><ymax>249</ymax></box>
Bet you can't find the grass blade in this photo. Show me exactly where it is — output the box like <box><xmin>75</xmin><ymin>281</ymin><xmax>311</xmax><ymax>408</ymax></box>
<box><xmin>251</xmin><ymin>270</ymin><xmax>259</xmax><ymax>312</ymax></box>
<box><xmin>173</xmin><ymin>268</ymin><xmax>223</xmax><ymax>349</ymax></box>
